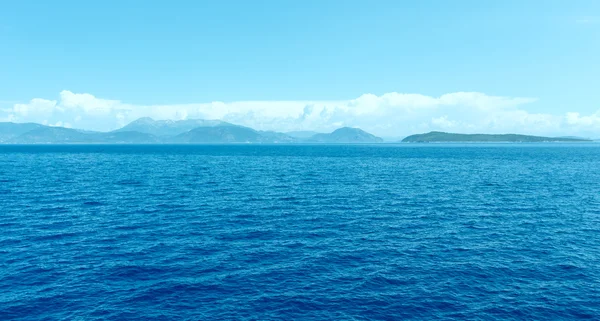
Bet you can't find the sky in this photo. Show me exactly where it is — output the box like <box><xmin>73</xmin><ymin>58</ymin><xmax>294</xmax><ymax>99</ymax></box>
<box><xmin>1</xmin><ymin>0</ymin><xmax>599</xmax><ymax>137</ymax></box>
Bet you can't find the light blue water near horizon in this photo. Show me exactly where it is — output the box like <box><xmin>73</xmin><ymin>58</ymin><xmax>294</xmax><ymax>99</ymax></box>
<box><xmin>1</xmin><ymin>144</ymin><xmax>600</xmax><ymax>320</ymax></box>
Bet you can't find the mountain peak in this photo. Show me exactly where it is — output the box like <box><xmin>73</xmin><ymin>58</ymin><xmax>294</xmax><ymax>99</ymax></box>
<box><xmin>331</xmin><ymin>127</ymin><xmax>368</xmax><ymax>134</ymax></box>
<box><xmin>131</xmin><ymin>117</ymin><xmax>155</xmax><ymax>124</ymax></box>
<box><xmin>309</xmin><ymin>127</ymin><xmax>383</xmax><ymax>143</ymax></box>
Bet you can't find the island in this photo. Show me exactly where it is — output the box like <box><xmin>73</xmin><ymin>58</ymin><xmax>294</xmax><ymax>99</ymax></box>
<box><xmin>402</xmin><ymin>131</ymin><xmax>592</xmax><ymax>143</ymax></box>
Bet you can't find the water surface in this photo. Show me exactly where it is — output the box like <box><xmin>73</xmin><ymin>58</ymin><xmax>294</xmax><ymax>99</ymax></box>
<box><xmin>1</xmin><ymin>144</ymin><xmax>599</xmax><ymax>320</ymax></box>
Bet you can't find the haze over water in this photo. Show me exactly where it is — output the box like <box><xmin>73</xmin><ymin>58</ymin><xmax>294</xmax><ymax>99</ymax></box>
<box><xmin>1</xmin><ymin>144</ymin><xmax>599</xmax><ymax>320</ymax></box>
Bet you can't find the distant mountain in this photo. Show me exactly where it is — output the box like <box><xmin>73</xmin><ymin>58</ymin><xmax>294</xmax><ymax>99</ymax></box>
<box><xmin>8</xmin><ymin>126</ymin><xmax>160</xmax><ymax>144</ymax></box>
<box><xmin>9</xmin><ymin>127</ymin><xmax>96</xmax><ymax>144</ymax></box>
<box><xmin>285</xmin><ymin>131</ymin><xmax>321</xmax><ymax>138</ymax></box>
<box><xmin>258</xmin><ymin>131</ymin><xmax>298</xmax><ymax>143</ymax></box>
<box><xmin>0</xmin><ymin>122</ymin><xmax>45</xmax><ymax>142</ymax></box>
<box><xmin>172</xmin><ymin>125</ymin><xmax>296</xmax><ymax>143</ymax></box>
<box><xmin>94</xmin><ymin>131</ymin><xmax>161</xmax><ymax>143</ymax></box>
<box><xmin>115</xmin><ymin>117</ymin><xmax>229</xmax><ymax>136</ymax></box>
<box><xmin>402</xmin><ymin>131</ymin><xmax>592</xmax><ymax>143</ymax></box>
<box><xmin>308</xmin><ymin>127</ymin><xmax>384</xmax><ymax>143</ymax></box>
<box><xmin>173</xmin><ymin>125</ymin><xmax>259</xmax><ymax>143</ymax></box>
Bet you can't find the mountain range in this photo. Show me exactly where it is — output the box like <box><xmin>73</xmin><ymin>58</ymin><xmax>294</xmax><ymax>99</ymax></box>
<box><xmin>0</xmin><ymin>118</ymin><xmax>383</xmax><ymax>144</ymax></box>
<box><xmin>1</xmin><ymin>120</ymin><xmax>597</xmax><ymax>144</ymax></box>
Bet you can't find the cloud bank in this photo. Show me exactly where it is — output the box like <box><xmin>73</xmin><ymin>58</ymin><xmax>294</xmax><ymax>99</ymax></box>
<box><xmin>2</xmin><ymin>90</ymin><xmax>599</xmax><ymax>138</ymax></box>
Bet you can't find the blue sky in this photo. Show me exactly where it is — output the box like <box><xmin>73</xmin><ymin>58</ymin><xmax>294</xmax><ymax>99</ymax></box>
<box><xmin>1</xmin><ymin>0</ymin><xmax>599</xmax><ymax>136</ymax></box>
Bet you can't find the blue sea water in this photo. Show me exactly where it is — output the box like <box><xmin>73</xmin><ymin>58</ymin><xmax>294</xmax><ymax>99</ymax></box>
<box><xmin>1</xmin><ymin>144</ymin><xmax>599</xmax><ymax>320</ymax></box>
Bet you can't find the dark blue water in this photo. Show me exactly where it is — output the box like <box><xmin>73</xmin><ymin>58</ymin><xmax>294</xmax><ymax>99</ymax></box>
<box><xmin>1</xmin><ymin>144</ymin><xmax>599</xmax><ymax>320</ymax></box>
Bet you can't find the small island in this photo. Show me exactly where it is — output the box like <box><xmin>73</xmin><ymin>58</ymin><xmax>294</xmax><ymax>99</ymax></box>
<box><xmin>402</xmin><ymin>131</ymin><xmax>592</xmax><ymax>143</ymax></box>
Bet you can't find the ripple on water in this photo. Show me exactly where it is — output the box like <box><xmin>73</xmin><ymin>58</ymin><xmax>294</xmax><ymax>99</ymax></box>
<box><xmin>1</xmin><ymin>144</ymin><xmax>600</xmax><ymax>320</ymax></box>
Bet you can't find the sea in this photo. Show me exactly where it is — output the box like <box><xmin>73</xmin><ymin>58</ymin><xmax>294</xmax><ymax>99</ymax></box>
<box><xmin>1</xmin><ymin>144</ymin><xmax>599</xmax><ymax>320</ymax></box>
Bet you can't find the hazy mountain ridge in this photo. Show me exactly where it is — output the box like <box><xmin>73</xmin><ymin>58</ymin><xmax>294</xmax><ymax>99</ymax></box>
<box><xmin>173</xmin><ymin>125</ymin><xmax>267</xmax><ymax>143</ymax></box>
<box><xmin>9</xmin><ymin>127</ymin><xmax>93</xmax><ymax>144</ymax></box>
<box><xmin>402</xmin><ymin>131</ymin><xmax>592</xmax><ymax>143</ymax></box>
<box><xmin>307</xmin><ymin>127</ymin><xmax>384</xmax><ymax>143</ymax></box>
<box><xmin>115</xmin><ymin>117</ymin><xmax>230</xmax><ymax>136</ymax></box>
<box><xmin>8</xmin><ymin>126</ymin><xmax>162</xmax><ymax>144</ymax></box>
<box><xmin>0</xmin><ymin>119</ymin><xmax>383</xmax><ymax>144</ymax></box>
<box><xmin>0</xmin><ymin>122</ymin><xmax>45</xmax><ymax>142</ymax></box>
<box><xmin>285</xmin><ymin>131</ymin><xmax>322</xmax><ymax>138</ymax></box>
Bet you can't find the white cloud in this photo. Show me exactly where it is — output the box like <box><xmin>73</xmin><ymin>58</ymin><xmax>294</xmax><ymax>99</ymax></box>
<box><xmin>431</xmin><ymin>116</ymin><xmax>458</xmax><ymax>129</ymax></box>
<box><xmin>2</xmin><ymin>90</ymin><xmax>600</xmax><ymax>137</ymax></box>
<box><xmin>12</xmin><ymin>98</ymin><xmax>57</xmax><ymax>118</ymax></box>
<box><xmin>565</xmin><ymin>112</ymin><xmax>600</xmax><ymax>127</ymax></box>
<box><xmin>59</xmin><ymin>90</ymin><xmax>121</xmax><ymax>115</ymax></box>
